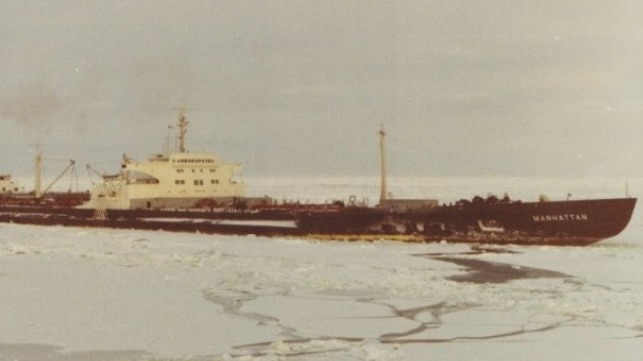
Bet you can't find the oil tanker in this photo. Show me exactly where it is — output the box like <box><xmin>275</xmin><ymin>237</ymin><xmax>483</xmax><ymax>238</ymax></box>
<box><xmin>0</xmin><ymin>116</ymin><xmax>636</xmax><ymax>246</ymax></box>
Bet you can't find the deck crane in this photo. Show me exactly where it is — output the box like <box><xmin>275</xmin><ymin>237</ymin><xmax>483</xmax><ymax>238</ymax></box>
<box><xmin>36</xmin><ymin>159</ymin><xmax>78</xmax><ymax>198</ymax></box>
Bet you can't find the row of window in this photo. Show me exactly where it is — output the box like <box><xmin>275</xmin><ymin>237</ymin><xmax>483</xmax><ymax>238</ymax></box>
<box><xmin>173</xmin><ymin>158</ymin><xmax>215</xmax><ymax>164</ymax></box>
<box><xmin>176</xmin><ymin>169</ymin><xmax>216</xmax><ymax>173</ymax></box>
<box><xmin>174</xmin><ymin>179</ymin><xmax>220</xmax><ymax>185</ymax></box>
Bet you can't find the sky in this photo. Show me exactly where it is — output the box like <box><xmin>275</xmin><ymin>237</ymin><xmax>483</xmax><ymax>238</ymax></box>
<box><xmin>2</xmin><ymin>0</ymin><xmax>643</xmax><ymax>181</ymax></box>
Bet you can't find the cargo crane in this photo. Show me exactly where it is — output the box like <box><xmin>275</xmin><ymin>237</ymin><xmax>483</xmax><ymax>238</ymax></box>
<box><xmin>38</xmin><ymin>159</ymin><xmax>77</xmax><ymax>197</ymax></box>
<box><xmin>31</xmin><ymin>151</ymin><xmax>87</xmax><ymax>206</ymax></box>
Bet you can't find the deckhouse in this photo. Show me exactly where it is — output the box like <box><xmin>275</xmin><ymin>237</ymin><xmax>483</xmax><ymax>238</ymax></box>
<box><xmin>0</xmin><ymin>174</ymin><xmax>20</xmax><ymax>194</ymax></box>
<box><xmin>82</xmin><ymin>112</ymin><xmax>245</xmax><ymax>210</ymax></box>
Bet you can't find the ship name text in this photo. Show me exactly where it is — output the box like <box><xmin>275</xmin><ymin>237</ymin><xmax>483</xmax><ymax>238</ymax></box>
<box><xmin>532</xmin><ymin>214</ymin><xmax>589</xmax><ymax>222</ymax></box>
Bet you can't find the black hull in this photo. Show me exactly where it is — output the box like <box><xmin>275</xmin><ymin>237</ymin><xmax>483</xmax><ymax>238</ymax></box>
<box><xmin>0</xmin><ymin>198</ymin><xmax>636</xmax><ymax>246</ymax></box>
<box><xmin>295</xmin><ymin>198</ymin><xmax>637</xmax><ymax>246</ymax></box>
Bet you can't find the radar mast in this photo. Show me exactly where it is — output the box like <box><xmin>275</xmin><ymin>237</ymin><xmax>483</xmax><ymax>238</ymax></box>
<box><xmin>177</xmin><ymin>110</ymin><xmax>188</xmax><ymax>153</ymax></box>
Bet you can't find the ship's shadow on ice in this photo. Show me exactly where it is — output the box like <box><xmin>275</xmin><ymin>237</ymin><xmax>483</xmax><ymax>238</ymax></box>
<box><xmin>430</xmin><ymin>256</ymin><xmax>570</xmax><ymax>284</ymax></box>
<box><xmin>416</xmin><ymin>246</ymin><xmax>571</xmax><ymax>284</ymax></box>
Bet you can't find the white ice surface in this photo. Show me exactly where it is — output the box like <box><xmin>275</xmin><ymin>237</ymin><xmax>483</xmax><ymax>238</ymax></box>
<box><xmin>1</xmin><ymin>223</ymin><xmax>641</xmax><ymax>361</ymax></box>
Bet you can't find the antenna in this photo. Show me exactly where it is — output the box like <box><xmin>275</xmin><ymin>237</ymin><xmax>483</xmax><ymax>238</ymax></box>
<box><xmin>164</xmin><ymin>125</ymin><xmax>174</xmax><ymax>154</ymax></box>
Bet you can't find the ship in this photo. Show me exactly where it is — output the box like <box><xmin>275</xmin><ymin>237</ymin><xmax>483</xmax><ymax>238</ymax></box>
<box><xmin>293</xmin><ymin>126</ymin><xmax>637</xmax><ymax>246</ymax></box>
<box><xmin>0</xmin><ymin>118</ymin><xmax>637</xmax><ymax>246</ymax></box>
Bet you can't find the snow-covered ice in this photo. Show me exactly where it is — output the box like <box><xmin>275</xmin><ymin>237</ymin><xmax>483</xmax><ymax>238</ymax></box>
<box><xmin>1</xmin><ymin>176</ymin><xmax>642</xmax><ymax>360</ymax></box>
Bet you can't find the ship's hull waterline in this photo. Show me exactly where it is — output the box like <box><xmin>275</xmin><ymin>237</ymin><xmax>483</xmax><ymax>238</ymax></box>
<box><xmin>295</xmin><ymin>197</ymin><xmax>637</xmax><ymax>246</ymax></box>
<box><xmin>0</xmin><ymin>196</ymin><xmax>635</xmax><ymax>246</ymax></box>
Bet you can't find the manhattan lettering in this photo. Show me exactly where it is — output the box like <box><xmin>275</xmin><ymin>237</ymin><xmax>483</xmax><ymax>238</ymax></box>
<box><xmin>532</xmin><ymin>214</ymin><xmax>589</xmax><ymax>222</ymax></box>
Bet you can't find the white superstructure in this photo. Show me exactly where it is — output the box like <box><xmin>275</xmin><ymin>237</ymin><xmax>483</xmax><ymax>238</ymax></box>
<box><xmin>83</xmin><ymin>111</ymin><xmax>245</xmax><ymax>210</ymax></box>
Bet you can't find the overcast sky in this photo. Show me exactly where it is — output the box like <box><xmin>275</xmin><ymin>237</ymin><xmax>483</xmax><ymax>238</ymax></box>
<box><xmin>2</xmin><ymin>0</ymin><xmax>643</xmax><ymax>180</ymax></box>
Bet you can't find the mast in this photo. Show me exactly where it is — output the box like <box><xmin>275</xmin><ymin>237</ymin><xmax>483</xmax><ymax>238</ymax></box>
<box><xmin>379</xmin><ymin>124</ymin><xmax>387</xmax><ymax>203</ymax></box>
<box><xmin>177</xmin><ymin>110</ymin><xmax>188</xmax><ymax>153</ymax></box>
<box><xmin>164</xmin><ymin>125</ymin><xmax>173</xmax><ymax>154</ymax></box>
<box><xmin>34</xmin><ymin>147</ymin><xmax>42</xmax><ymax>198</ymax></box>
